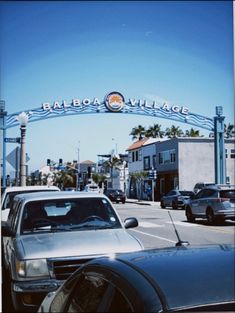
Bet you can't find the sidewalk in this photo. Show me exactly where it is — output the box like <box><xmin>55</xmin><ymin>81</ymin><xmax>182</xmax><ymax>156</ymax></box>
<box><xmin>126</xmin><ymin>198</ymin><xmax>159</xmax><ymax>206</ymax></box>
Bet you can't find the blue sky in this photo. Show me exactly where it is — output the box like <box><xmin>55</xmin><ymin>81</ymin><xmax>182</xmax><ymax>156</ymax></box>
<box><xmin>0</xmin><ymin>1</ymin><xmax>234</xmax><ymax>173</ymax></box>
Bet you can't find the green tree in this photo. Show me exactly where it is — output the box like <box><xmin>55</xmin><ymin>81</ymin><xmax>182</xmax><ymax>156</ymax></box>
<box><xmin>184</xmin><ymin>128</ymin><xmax>201</xmax><ymax>137</ymax></box>
<box><xmin>165</xmin><ymin>125</ymin><xmax>184</xmax><ymax>138</ymax></box>
<box><xmin>145</xmin><ymin>123</ymin><xmax>164</xmax><ymax>138</ymax></box>
<box><xmin>130</xmin><ymin>125</ymin><xmax>146</xmax><ymax>140</ymax></box>
<box><xmin>92</xmin><ymin>173</ymin><xmax>107</xmax><ymax>190</ymax></box>
<box><xmin>53</xmin><ymin>170</ymin><xmax>74</xmax><ymax>190</ymax></box>
<box><xmin>103</xmin><ymin>156</ymin><xmax>123</xmax><ymax>188</ymax></box>
<box><xmin>129</xmin><ymin>171</ymin><xmax>148</xmax><ymax>200</ymax></box>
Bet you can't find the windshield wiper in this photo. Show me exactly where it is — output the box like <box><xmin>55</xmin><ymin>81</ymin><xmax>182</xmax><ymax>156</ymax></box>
<box><xmin>23</xmin><ymin>225</ymin><xmax>72</xmax><ymax>233</ymax></box>
<box><xmin>69</xmin><ymin>221</ymin><xmax>113</xmax><ymax>230</ymax></box>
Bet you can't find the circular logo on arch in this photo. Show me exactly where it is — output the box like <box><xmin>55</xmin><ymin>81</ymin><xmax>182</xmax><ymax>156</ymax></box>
<box><xmin>105</xmin><ymin>92</ymin><xmax>125</xmax><ymax>112</ymax></box>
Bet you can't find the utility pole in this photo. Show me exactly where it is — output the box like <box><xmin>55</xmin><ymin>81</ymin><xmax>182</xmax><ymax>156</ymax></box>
<box><xmin>77</xmin><ymin>141</ymin><xmax>80</xmax><ymax>190</ymax></box>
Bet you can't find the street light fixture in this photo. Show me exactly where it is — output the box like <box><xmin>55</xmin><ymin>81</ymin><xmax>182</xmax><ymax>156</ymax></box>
<box><xmin>18</xmin><ymin>112</ymin><xmax>28</xmax><ymax>186</ymax></box>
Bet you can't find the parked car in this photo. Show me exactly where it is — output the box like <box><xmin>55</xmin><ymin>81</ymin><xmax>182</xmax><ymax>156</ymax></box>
<box><xmin>2</xmin><ymin>191</ymin><xmax>142</xmax><ymax>312</ymax></box>
<box><xmin>160</xmin><ymin>189</ymin><xmax>194</xmax><ymax>209</ymax></box>
<box><xmin>38</xmin><ymin>244</ymin><xmax>235</xmax><ymax>313</ymax></box>
<box><xmin>84</xmin><ymin>183</ymin><xmax>99</xmax><ymax>193</ymax></box>
<box><xmin>193</xmin><ymin>182</ymin><xmax>215</xmax><ymax>194</ymax></box>
<box><xmin>1</xmin><ymin>185</ymin><xmax>60</xmax><ymax>221</ymax></box>
<box><xmin>104</xmin><ymin>188</ymin><xmax>126</xmax><ymax>204</ymax></box>
<box><xmin>185</xmin><ymin>184</ymin><xmax>235</xmax><ymax>224</ymax></box>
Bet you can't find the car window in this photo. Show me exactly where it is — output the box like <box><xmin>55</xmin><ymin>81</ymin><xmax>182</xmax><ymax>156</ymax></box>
<box><xmin>67</xmin><ymin>274</ymin><xmax>108</xmax><ymax>312</ymax></box>
<box><xmin>2</xmin><ymin>192</ymin><xmax>16</xmax><ymax>210</ymax></box>
<box><xmin>194</xmin><ymin>190</ymin><xmax>206</xmax><ymax>199</ymax></box>
<box><xmin>219</xmin><ymin>190</ymin><xmax>235</xmax><ymax>199</ymax></box>
<box><xmin>180</xmin><ymin>191</ymin><xmax>194</xmax><ymax>197</ymax></box>
<box><xmin>7</xmin><ymin>200</ymin><xmax>20</xmax><ymax>231</ymax></box>
<box><xmin>21</xmin><ymin>197</ymin><xmax>122</xmax><ymax>233</ymax></box>
<box><xmin>202</xmin><ymin>189</ymin><xmax>217</xmax><ymax>198</ymax></box>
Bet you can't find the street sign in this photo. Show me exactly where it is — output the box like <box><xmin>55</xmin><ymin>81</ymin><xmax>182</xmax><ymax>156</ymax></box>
<box><xmin>6</xmin><ymin>147</ymin><xmax>30</xmax><ymax>169</ymax></box>
<box><xmin>4</xmin><ymin>137</ymin><xmax>21</xmax><ymax>143</ymax></box>
<box><xmin>148</xmin><ymin>169</ymin><xmax>157</xmax><ymax>180</ymax></box>
<box><xmin>6</xmin><ymin>147</ymin><xmax>20</xmax><ymax>169</ymax></box>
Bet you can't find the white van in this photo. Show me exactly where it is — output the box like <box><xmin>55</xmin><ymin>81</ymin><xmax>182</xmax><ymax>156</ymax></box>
<box><xmin>84</xmin><ymin>183</ymin><xmax>100</xmax><ymax>193</ymax></box>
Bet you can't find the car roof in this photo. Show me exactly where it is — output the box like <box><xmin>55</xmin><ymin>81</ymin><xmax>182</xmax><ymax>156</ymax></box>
<box><xmin>202</xmin><ymin>184</ymin><xmax>235</xmax><ymax>191</ymax></box>
<box><xmin>3</xmin><ymin>185</ymin><xmax>60</xmax><ymax>193</ymax></box>
<box><xmin>89</xmin><ymin>244</ymin><xmax>235</xmax><ymax>310</ymax></box>
<box><xmin>13</xmin><ymin>191</ymin><xmax>108</xmax><ymax>202</ymax></box>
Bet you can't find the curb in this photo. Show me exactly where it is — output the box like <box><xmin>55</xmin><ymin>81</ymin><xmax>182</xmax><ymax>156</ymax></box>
<box><xmin>126</xmin><ymin>200</ymin><xmax>157</xmax><ymax>206</ymax></box>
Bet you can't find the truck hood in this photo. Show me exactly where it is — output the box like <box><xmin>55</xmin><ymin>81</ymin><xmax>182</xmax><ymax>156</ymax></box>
<box><xmin>18</xmin><ymin>228</ymin><xmax>142</xmax><ymax>259</ymax></box>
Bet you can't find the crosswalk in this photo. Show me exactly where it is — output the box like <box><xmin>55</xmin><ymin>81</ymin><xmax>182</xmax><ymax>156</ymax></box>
<box><xmin>138</xmin><ymin>220</ymin><xmax>198</xmax><ymax>228</ymax></box>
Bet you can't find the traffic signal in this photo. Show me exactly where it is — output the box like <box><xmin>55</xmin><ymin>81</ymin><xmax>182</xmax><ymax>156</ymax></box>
<box><xmin>47</xmin><ymin>159</ymin><xmax>51</xmax><ymax>166</ymax></box>
<box><xmin>59</xmin><ymin>158</ymin><xmax>63</xmax><ymax>166</ymax></box>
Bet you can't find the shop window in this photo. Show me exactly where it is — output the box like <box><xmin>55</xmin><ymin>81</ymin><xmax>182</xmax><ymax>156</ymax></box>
<box><xmin>170</xmin><ymin>150</ymin><xmax>176</xmax><ymax>162</ymax></box>
<box><xmin>136</xmin><ymin>150</ymin><xmax>138</xmax><ymax>161</ymax></box>
<box><xmin>152</xmin><ymin>155</ymin><xmax>157</xmax><ymax>168</ymax></box>
<box><xmin>144</xmin><ymin>156</ymin><xmax>150</xmax><ymax>170</ymax></box>
<box><xmin>160</xmin><ymin>178</ymin><xmax>165</xmax><ymax>195</ymax></box>
<box><xmin>159</xmin><ymin>153</ymin><xmax>163</xmax><ymax>164</ymax></box>
<box><xmin>132</xmin><ymin>151</ymin><xmax>135</xmax><ymax>162</ymax></box>
<box><xmin>158</xmin><ymin>149</ymin><xmax>176</xmax><ymax>165</ymax></box>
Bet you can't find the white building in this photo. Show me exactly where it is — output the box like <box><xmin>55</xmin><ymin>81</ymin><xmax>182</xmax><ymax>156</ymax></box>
<box><xmin>127</xmin><ymin>137</ymin><xmax>235</xmax><ymax>200</ymax></box>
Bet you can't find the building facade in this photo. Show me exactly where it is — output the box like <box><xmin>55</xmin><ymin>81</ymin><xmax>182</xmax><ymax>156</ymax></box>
<box><xmin>127</xmin><ymin>137</ymin><xmax>235</xmax><ymax>201</ymax></box>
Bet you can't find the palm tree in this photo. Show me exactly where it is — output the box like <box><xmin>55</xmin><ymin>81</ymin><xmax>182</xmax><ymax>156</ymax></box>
<box><xmin>184</xmin><ymin>128</ymin><xmax>201</xmax><ymax>137</ymax></box>
<box><xmin>53</xmin><ymin>170</ymin><xmax>74</xmax><ymax>190</ymax></box>
<box><xmin>130</xmin><ymin>125</ymin><xmax>146</xmax><ymax>141</ymax></box>
<box><xmin>145</xmin><ymin>124</ymin><xmax>164</xmax><ymax>138</ymax></box>
<box><xmin>129</xmin><ymin>171</ymin><xmax>148</xmax><ymax>200</ymax></box>
<box><xmin>165</xmin><ymin>125</ymin><xmax>184</xmax><ymax>138</ymax></box>
<box><xmin>92</xmin><ymin>173</ymin><xmax>107</xmax><ymax>190</ymax></box>
<box><xmin>224</xmin><ymin>123</ymin><xmax>235</xmax><ymax>138</ymax></box>
<box><xmin>104</xmin><ymin>156</ymin><xmax>122</xmax><ymax>188</ymax></box>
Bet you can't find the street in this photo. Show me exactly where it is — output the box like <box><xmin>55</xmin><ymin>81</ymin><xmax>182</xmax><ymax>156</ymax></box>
<box><xmin>115</xmin><ymin>202</ymin><xmax>235</xmax><ymax>249</ymax></box>
<box><xmin>2</xmin><ymin>201</ymin><xmax>234</xmax><ymax>313</ymax></box>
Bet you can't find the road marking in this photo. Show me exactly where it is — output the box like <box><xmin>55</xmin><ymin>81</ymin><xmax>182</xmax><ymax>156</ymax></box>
<box><xmin>131</xmin><ymin>229</ymin><xmax>176</xmax><ymax>244</ymax></box>
<box><xmin>196</xmin><ymin>225</ymin><xmax>235</xmax><ymax>234</ymax></box>
<box><xmin>139</xmin><ymin>221</ymin><xmax>164</xmax><ymax>228</ymax></box>
<box><xmin>166</xmin><ymin>221</ymin><xmax>198</xmax><ymax>227</ymax></box>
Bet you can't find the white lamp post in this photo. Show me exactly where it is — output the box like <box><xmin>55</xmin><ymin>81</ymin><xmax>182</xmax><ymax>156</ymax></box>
<box><xmin>18</xmin><ymin>112</ymin><xmax>28</xmax><ymax>186</ymax></box>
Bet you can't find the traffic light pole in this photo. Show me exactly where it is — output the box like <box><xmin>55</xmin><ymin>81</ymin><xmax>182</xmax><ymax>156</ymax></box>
<box><xmin>148</xmin><ymin>168</ymin><xmax>157</xmax><ymax>202</ymax></box>
<box><xmin>151</xmin><ymin>179</ymin><xmax>154</xmax><ymax>202</ymax></box>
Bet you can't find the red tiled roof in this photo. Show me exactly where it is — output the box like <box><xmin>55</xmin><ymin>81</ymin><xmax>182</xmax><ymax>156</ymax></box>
<box><xmin>126</xmin><ymin>137</ymin><xmax>149</xmax><ymax>151</ymax></box>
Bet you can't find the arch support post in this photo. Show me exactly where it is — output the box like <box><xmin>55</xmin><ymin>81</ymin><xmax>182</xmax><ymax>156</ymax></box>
<box><xmin>214</xmin><ymin>106</ymin><xmax>225</xmax><ymax>184</ymax></box>
<box><xmin>0</xmin><ymin>100</ymin><xmax>7</xmax><ymax>189</ymax></box>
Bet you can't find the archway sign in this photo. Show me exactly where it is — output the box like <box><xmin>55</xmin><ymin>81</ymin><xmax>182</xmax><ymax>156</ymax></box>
<box><xmin>1</xmin><ymin>92</ymin><xmax>225</xmax><ymax>187</ymax></box>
